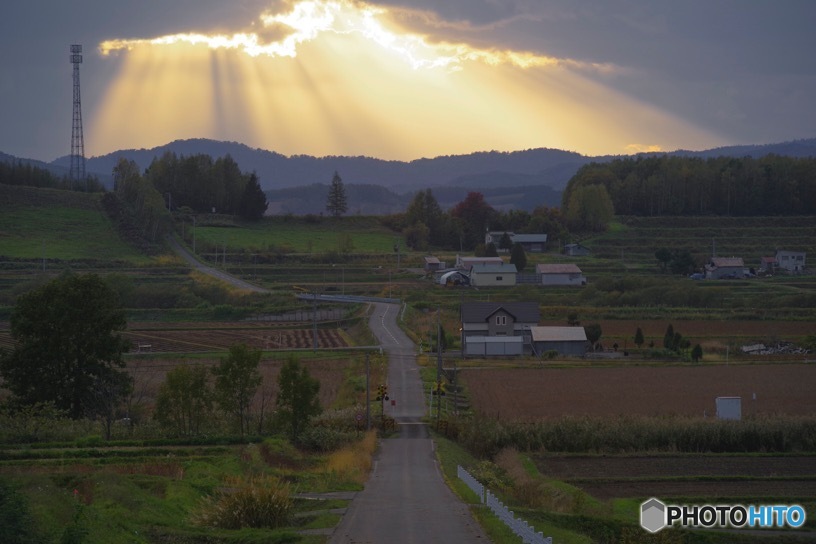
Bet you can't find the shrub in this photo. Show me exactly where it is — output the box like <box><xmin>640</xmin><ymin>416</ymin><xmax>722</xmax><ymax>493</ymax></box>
<box><xmin>297</xmin><ymin>426</ymin><xmax>357</xmax><ymax>452</ymax></box>
<box><xmin>193</xmin><ymin>476</ymin><xmax>293</xmax><ymax>529</ymax></box>
<box><xmin>0</xmin><ymin>479</ymin><xmax>43</xmax><ymax>544</ymax></box>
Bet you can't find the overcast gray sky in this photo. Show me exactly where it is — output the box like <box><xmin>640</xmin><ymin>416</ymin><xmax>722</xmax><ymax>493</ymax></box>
<box><xmin>2</xmin><ymin>0</ymin><xmax>814</xmax><ymax>162</ymax></box>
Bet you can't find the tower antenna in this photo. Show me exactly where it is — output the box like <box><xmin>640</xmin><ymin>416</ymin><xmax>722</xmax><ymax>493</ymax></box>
<box><xmin>69</xmin><ymin>44</ymin><xmax>86</xmax><ymax>186</ymax></box>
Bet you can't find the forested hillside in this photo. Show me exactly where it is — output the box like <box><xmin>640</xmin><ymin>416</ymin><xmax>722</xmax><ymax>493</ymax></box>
<box><xmin>563</xmin><ymin>155</ymin><xmax>816</xmax><ymax>216</ymax></box>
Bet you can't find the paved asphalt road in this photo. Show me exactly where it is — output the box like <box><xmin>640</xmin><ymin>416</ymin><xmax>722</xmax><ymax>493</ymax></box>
<box><xmin>328</xmin><ymin>303</ymin><xmax>489</xmax><ymax>543</ymax></box>
<box><xmin>165</xmin><ymin>241</ymin><xmax>489</xmax><ymax>542</ymax></box>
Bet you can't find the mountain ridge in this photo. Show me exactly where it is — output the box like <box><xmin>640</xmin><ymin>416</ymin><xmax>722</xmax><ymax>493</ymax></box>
<box><xmin>3</xmin><ymin>137</ymin><xmax>815</xmax><ymax>213</ymax></box>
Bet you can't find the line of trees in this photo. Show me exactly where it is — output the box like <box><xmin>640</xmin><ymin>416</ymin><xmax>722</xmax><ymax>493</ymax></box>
<box><xmin>142</xmin><ymin>152</ymin><xmax>268</xmax><ymax>220</ymax></box>
<box><xmin>563</xmin><ymin>154</ymin><xmax>816</xmax><ymax>217</ymax></box>
<box><xmin>0</xmin><ymin>160</ymin><xmax>104</xmax><ymax>192</ymax></box>
<box><xmin>394</xmin><ymin>189</ymin><xmax>568</xmax><ymax>251</ymax></box>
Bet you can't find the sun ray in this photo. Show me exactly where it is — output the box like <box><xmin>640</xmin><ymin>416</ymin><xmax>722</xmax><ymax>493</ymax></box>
<box><xmin>90</xmin><ymin>0</ymin><xmax>726</xmax><ymax>160</ymax></box>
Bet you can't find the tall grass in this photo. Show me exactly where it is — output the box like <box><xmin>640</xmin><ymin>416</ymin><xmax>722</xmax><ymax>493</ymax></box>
<box><xmin>192</xmin><ymin>475</ymin><xmax>293</xmax><ymax>529</ymax></box>
<box><xmin>324</xmin><ymin>430</ymin><xmax>378</xmax><ymax>487</ymax></box>
<box><xmin>455</xmin><ymin>414</ymin><xmax>816</xmax><ymax>457</ymax></box>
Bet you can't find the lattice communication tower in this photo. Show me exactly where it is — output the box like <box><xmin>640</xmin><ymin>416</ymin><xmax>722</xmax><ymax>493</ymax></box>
<box><xmin>69</xmin><ymin>44</ymin><xmax>85</xmax><ymax>183</ymax></box>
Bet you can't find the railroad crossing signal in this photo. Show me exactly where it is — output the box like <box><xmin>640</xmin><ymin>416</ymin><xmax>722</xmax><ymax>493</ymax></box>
<box><xmin>432</xmin><ymin>381</ymin><xmax>446</xmax><ymax>396</ymax></box>
<box><xmin>376</xmin><ymin>384</ymin><xmax>389</xmax><ymax>401</ymax></box>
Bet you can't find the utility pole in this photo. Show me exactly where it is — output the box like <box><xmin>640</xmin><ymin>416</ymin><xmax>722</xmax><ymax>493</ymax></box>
<box><xmin>436</xmin><ymin>306</ymin><xmax>442</xmax><ymax>429</ymax></box>
<box><xmin>312</xmin><ymin>292</ymin><xmax>318</xmax><ymax>352</ymax></box>
<box><xmin>365</xmin><ymin>352</ymin><xmax>371</xmax><ymax>430</ymax></box>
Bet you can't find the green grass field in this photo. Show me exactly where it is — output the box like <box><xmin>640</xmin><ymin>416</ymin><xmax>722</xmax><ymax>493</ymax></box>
<box><xmin>188</xmin><ymin>216</ymin><xmax>403</xmax><ymax>254</ymax></box>
<box><xmin>0</xmin><ymin>185</ymin><xmax>151</xmax><ymax>263</ymax></box>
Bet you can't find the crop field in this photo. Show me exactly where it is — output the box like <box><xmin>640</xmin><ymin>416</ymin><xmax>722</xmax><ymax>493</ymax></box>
<box><xmin>0</xmin><ymin>321</ymin><xmax>351</xmax><ymax>353</ymax></box>
<box><xmin>538</xmin><ymin>318</ymin><xmax>816</xmax><ymax>355</ymax></box>
<box><xmin>533</xmin><ymin>454</ymin><xmax>816</xmax><ymax>500</ymax></box>
<box><xmin>461</xmin><ymin>364</ymin><xmax>816</xmax><ymax>419</ymax></box>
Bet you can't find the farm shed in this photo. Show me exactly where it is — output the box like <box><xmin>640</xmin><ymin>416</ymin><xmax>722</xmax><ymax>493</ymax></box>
<box><xmin>775</xmin><ymin>250</ymin><xmax>806</xmax><ymax>273</ymax></box>
<box><xmin>424</xmin><ymin>256</ymin><xmax>444</xmax><ymax>272</ymax></box>
<box><xmin>537</xmin><ymin>263</ymin><xmax>586</xmax><ymax>286</ymax></box>
<box><xmin>461</xmin><ymin>301</ymin><xmax>540</xmax><ymax>356</ymax></box>
<box><xmin>705</xmin><ymin>257</ymin><xmax>745</xmax><ymax>279</ymax></box>
<box><xmin>486</xmin><ymin>231</ymin><xmax>549</xmax><ymax>253</ymax></box>
<box><xmin>531</xmin><ymin>326</ymin><xmax>588</xmax><ymax>357</ymax></box>
<box><xmin>564</xmin><ymin>243</ymin><xmax>590</xmax><ymax>256</ymax></box>
<box><xmin>469</xmin><ymin>262</ymin><xmax>517</xmax><ymax>287</ymax></box>
<box><xmin>463</xmin><ymin>336</ymin><xmax>523</xmax><ymax>356</ymax></box>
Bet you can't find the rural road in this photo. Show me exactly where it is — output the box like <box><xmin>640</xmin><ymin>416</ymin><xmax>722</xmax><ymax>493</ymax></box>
<box><xmin>166</xmin><ymin>239</ymin><xmax>489</xmax><ymax>542</ymax></box>
<box><xmin>166</xmin><ymin>236</ymin><xmax>269</xmax><ymax>293</ymax></box>
<box><xmin>328</xmin><ymin>302</ymin><xmax>489</xmax><ymax>543</ymax></box>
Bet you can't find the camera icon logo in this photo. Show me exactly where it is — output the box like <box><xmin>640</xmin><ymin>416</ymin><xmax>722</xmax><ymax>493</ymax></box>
<box><xmin>641</xmin><ymin>498</ymin><xmax>667</xmax><ymax>533</ymax></box>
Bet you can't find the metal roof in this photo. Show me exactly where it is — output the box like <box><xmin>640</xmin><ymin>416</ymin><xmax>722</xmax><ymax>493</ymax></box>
<box><xmin>531</xmin><ymin>326</ymin><xmax>588</xmax><ymax>342</ymax></box>
<box><xmin>470</xmin><ymin>263</ymin><xmax>517</xmax><ymax>274</ymax></box>
<box><xmin>710</xmin><ymin>257</ymin><xmax>744</xmax><ymax>268</ymax></box>
<box><xmin>512</xmin><ymin>234</ymin><xmax>548</xmax><ymax>243</ymax></box>
<box><xmin>537</xmin><ymin>263</ymin><xmax>582</xmax><ymax>274</ymax></box>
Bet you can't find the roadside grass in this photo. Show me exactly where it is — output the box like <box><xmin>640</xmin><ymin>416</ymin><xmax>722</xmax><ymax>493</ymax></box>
<box><xmin>0</xmin><ymin>432</ymin><xmax>379</xmax><ymax>543</ymax></box>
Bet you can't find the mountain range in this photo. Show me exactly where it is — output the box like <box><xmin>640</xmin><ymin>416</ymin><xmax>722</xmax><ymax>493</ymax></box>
<box><xmin>3</xmin><ymin>137</ymin><xmax>816</xmax><ymax>214</ymax></box>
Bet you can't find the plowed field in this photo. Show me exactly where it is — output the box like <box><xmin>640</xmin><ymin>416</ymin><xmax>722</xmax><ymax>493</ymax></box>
<box><xmin>0</xmin><ymin>321</ymin><xmax>349</xmax><ymax>353</ymax></box>
<box><xmin>461</xmin><ymin>364</ymin><xmax>816</xmax><ymax>419</ymax></box>
<box><xmin>534</xmin><ymin>455</ymin><xmax>816</xmax><ymax>500</ymax></box>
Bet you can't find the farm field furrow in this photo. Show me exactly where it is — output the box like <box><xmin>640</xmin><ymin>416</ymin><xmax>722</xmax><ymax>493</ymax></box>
<box><xmin>535</xmin><ymin>455</ymin><xmax>816</xmax><ymax>479</ymax></box>
<box><xmin>462</xmin><ymin>364</ymin><xmax>816</xmax><ymax>419</ymax></box>
<box><xmin>573</xmin><ymin>479</ymin><xmax>816</xmax><ymax>500</ymax></box>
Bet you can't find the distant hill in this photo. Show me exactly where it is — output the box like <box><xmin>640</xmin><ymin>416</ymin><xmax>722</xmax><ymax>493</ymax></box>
<box><xmin>4</xmin><ymin>137</ymin><xmax>815</xmax><ymax>213</ymax></box>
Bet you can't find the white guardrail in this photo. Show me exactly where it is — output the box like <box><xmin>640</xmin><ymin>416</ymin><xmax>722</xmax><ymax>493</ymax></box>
<box><xmin>458</xmin><ymin>465</ymin><xmax>552</xmax><ymax>544</ymax></box>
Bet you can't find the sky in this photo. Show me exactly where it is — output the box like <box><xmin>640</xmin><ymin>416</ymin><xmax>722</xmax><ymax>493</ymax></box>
<box><xmin>2</xmin><ymin>0</ymin><xmax>815</xmax><ymax>162</ymax></box>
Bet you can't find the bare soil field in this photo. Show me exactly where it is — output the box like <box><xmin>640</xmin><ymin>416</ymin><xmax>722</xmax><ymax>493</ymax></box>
<box><xmin>461</xmin><ymin>364</ymin><xmax>816</xmax><ymax>419</ymax></box>
<box><xmin>0</xmin><ymin>321</ymin><xmax>350</xmax><ymax>353</ymax></box>
<box><xmin>535</xmin><ymin>455</ymin><xmax>816</xmax><ymax>500</ymax></box>
<box><xmin>539</xmin><ymin>319</ymin><xmax>814</xmax><ymax>343</ymax></box>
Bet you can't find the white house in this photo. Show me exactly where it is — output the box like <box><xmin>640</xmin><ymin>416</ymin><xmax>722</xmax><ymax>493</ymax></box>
<box><xmin>775</xmin><ymin>250</ymin><xmax>806</xmax><ymax>273</ymax></box>
<box><xmin>456</xmin><ymin>255</ymin><xmax>504</xmax><ymax>270</ymax></box>
<box><xmin>461</xmin><ymin>301</ymin><xmax>540</xmax><ymax>356</ymax></box>
<box><xmin>469</xmin><ymin>262</ymin><xmax>517</xmax><ymax>287</ymax></box>
<box><xmin>537</xmin><ymin>263</ymin><xmax>586</xmax><ymax>286</ymax></box>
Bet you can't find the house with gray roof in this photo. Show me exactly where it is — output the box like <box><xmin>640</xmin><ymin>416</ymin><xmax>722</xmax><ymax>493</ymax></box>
<box><xmin>461</xmin><ymin>301</ymin><xmax>540</xmax><ymax>356</ymax></box>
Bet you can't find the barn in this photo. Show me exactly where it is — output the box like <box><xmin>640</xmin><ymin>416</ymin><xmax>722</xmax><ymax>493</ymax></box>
<box><xmin>531</xmin><ymin>326</ymin><xmax>588</xmax><ymax>357</ymax></box>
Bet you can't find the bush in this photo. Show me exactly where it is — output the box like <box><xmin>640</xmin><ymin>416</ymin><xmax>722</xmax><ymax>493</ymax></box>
<box><xmin>297</xmin><ymin>426</ymin><xmax>358</xmax><ymax>452</ymax></box>
<box><xmin>193</xmin><ymin>476</ymin><xmax>293</xmax><ymax>529</ymax></box>
<box><xmin>0</xmin><ymin>479</ymin><xmax>43</xmax><ymax>544</ymax></box>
